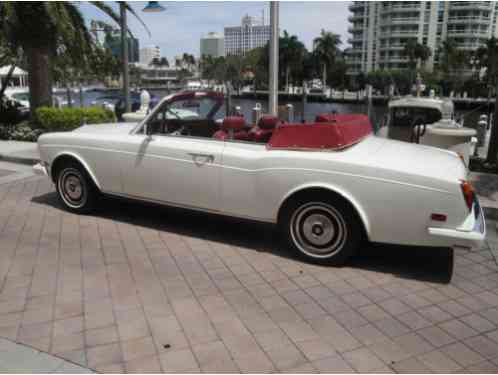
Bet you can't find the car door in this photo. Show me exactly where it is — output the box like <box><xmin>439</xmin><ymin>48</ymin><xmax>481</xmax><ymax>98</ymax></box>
<box><xmin>120</xmin><ymin>133</ymin><xmax>224</xmax><ymax>212</ymax></box>
<box><xmin>218</xmin><ymin>140</ymin><xmax>273</xmax><ymax>221</ymax></box>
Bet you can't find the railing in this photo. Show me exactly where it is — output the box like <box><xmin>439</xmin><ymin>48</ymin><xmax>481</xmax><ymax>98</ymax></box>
<box><xmin>383</xmin><ymin>4</ymin><xmax>421</xmax><ymax>12</ymax></box>
<box><xmin>379</xmin><ymin>30</ymin><xmax>419</xmax><ymax>37</ymax></box>
<box><xmin>448</xmin><ymin>16</ymin><xmax>491</xmax><ymax>23</ymax></box>
<box><xmin>349</xmin><ymin>2</ymin><xmax>365</xmax><ymax>11</ymax></box>
<box><xmin>450</xmin><ymin>2</ymin><xmax>491</xmax><ymax>9</ymax></box>
<box><xmin>446</xmin><ymin>29</ymin><xmax>489</xmax><ymax>36</ymax></box>
<box><xmin>382</xmin><ymin>17</ymin><xmax>420</xmax><ymax>24</ymax></box>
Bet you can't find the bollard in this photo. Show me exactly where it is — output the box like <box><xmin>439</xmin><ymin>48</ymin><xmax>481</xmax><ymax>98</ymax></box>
<box><xmin>286</xmin><ymin>104</ymin><xmax>294</xmax><ymax>123</ymax></box>
<box><xmin>477</xmin><ymin>114</ymin><xmax>488</xmax><ymax>147</ymax></box>
<box><xmin>252</xmin><ymin>103</ymin><xmax>262</xmax><ymax>125</ymax></box>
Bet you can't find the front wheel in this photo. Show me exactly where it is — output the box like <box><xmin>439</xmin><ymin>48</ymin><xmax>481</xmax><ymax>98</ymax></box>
<box><xmin>56</xmin><ymin>162</ymin><xmax>98</xmax><ymax>214</ymax></box>
<box><xmin>280</xmin><ymin>194</ymin><xmax>363</xmax><ymax>265</ymax></box>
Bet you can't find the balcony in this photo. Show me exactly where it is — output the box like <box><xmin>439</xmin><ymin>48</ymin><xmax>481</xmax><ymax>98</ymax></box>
<box><xmin>446</xmin><ymin>29</ymin><xmax>489</xmax><ymax>37</ymax></box>
<box><xmin>450</xmin><ymin>2</ymin><xmax>492</xmax><ymax>11</ymax></box>
<box><xmin>448</xmin><ymin>16</ymin><xmax>491</xmax><ymax>24</ymax></box>
<box><xmin>378</xmin><ymin>56</ymin><xmax>409</xmax><ymax>63</ymax></box>
<box><xmin>382</xmin><ymin>16</ymin><xmax>420</xmax><ymax>25</ymax></box>
<box><xmin>379</xmin><ymin>30</ymin><xmax>419</xmax><ymax>38</ymax></box>
<box><xmin>378</xmin><ymin>44</ymin><xmax>405</xmax><ymax>51</ymax></box>
<box><xmin>347</xmin><ymin>37</ymin><xmax>364</xmax><ymax>44</ymax></box>
<box><xmin>348</xmin><ymin>14</ymin><xmax>365</xmax><ymax>22</ymax></box>
<box><xmin>383</xmin><ymin>3</ymin><xmax>421</xmax><ymax>13</ymax></box>
<box><xmin>349</xmin><ymin>2</ymin><xmax>365</xmax><ymax>11</ymax></box>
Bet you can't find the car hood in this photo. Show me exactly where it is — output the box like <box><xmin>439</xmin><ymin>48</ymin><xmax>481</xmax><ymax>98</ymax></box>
<box><xmin>72</xmin><ymin>122</ymin><xmax>137</xmax><ymax>134</ymax></box>
<box><xmin>366</xmin><ymin>136</ymin><xmax>467</xmax><ymax>184</ymax></box>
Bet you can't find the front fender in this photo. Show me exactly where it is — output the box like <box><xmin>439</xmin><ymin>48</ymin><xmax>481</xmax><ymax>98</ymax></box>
<box><xmin>50</xmin><ymin>151</ymin><xmax>102</xmax><ymax>190</ymax></box>
<box><xmin>277</xmin><ymin>182</ymin><xmax>371</xmax><ymax>239</ymax></box>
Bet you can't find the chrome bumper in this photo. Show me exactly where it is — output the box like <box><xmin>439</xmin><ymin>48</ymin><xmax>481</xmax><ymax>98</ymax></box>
<box><xmin>428</xmin><ymin>198</ymin><xmax>486</xmax><ymax>249</ymax></box>
<box><xmin>33</xmin><ymin>162</ymin><xmax>48</xmax><ymax>177</ymax></box>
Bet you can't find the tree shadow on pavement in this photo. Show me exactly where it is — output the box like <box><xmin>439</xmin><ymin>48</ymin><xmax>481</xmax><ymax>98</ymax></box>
<box><xmin>32</xmin><ymin>191</ymin><xmax>453</xmax><ymax>284</ymax></box>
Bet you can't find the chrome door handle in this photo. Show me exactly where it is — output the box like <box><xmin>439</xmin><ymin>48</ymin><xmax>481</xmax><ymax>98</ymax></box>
<box><xmin>188</xmin><ymin>153</ymin><xmax>214</xmax><ymax>163</ymax></box>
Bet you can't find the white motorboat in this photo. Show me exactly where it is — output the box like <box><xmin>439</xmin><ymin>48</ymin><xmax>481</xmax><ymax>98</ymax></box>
<box><xmin>377</xmin><ymin>96</ymin><xmax>477</xmax><ymax>166</ymax></box>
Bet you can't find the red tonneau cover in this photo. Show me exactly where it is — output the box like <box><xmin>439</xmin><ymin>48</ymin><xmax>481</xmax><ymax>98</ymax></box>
<box><xmin>267</xmin><ymin>114</ymin><xmax>372</xmax><ymax>150</ymax></box>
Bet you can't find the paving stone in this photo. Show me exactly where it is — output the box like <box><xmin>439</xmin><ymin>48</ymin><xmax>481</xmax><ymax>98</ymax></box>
<box><xmin>265</xmin><ymin>343</ymin><xmax>307</xmax><ymax>371</ymax></box>
<box><xmin>342</xmin><ymin>347</ymin><xmax>386</xmax><ymax>372</ymax></box>
<box><xmin>440</xmin><ymin>342</ymin><xmax>486</xmax><ymax>367</ymax></box>
<box><xmin>417</xmin><ymin>349</ymin><xmax>462</xmax><ymax>372</ymax></box>
<box><xmin>312</xmin><ymin>355</ymin><xmax>355</xmax><ymax>373</ymax></box>
<box><xmin>159</xmin><ymin>348</ymin><xmax>200</xmax><ymax>373</ymax></box>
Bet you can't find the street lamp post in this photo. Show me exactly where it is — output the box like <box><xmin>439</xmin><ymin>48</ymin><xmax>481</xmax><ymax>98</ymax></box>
<box><xmin>120</xmin><ymin>2</ymin><xmax>164</xmax><ymax>114</ymax></box>
<box><xmin>120</xmin><ymin>3</ymin><xmax>130</xmax><ymax>113</ymax></box>
<box><xmin>269</xmin><ymin>1</ymin><xmax>279</xmax><ymax>116</ymax></box>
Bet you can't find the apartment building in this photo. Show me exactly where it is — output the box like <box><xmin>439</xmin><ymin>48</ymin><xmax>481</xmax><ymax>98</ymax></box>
<box><xmin>200</xmin><ymin>32</ymin><xmax>225</xmax><ymax>58</ymax></box>
<box><xmin>347</xmin><ymin>1</ymin><xmax>498</xmax><ymax>75</ymax></box>
<box><xmin>224</xmin><ymin>15</ymin><xmax>271</xmax><ymax>56</ymax></box>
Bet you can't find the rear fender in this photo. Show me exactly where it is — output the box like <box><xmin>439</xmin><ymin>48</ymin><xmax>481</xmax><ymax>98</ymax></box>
<box><xmin>277</xmin><ymin>182</ymin><xmax>371</xmax><ymax>238</ymax></box>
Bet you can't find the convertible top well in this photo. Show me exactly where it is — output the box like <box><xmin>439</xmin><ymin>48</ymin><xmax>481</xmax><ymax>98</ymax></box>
<box><xmin>267</xmin><ymin>114</ymin><xmax>372</xmax><ymax>150</ymax></box>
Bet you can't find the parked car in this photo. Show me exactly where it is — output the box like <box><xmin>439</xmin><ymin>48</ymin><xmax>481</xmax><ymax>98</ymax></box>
<box><xmin>114</xmin><ymin>92</ymin><xmax>160</xmax><ymax>121</ymax></box>
<box><xmin>34</xmin><ymin>91</ymin><xmax>485</xmax><ymax>265</ymax></box>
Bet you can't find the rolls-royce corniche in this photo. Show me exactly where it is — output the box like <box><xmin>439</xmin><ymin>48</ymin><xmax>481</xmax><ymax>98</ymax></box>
<box><xmin>34</xmin><ymin>91</ymin><xmax>485</xmax><ymax>265</ymax></box>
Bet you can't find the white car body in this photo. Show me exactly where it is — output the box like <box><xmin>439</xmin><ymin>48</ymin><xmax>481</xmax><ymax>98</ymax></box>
<box><xmin>35</xmin><ymin>92</ymin><xmax>485</xmax><ymax>252</ymax></box>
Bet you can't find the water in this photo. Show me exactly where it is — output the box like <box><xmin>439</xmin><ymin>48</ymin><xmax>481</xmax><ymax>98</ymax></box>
<box><xmin>73</xmin><ymin>88</ymin><xmax>488</xmax><ymax>129</ymax></box>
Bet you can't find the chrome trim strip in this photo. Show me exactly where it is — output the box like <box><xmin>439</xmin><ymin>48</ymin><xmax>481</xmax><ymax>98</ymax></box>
<box><xmin>103</xmin><ymin>191</ymin><xmax>276</xmax><ymax>224</ymax></box>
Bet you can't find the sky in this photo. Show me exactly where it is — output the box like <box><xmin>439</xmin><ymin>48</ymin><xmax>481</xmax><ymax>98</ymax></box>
<box><xmin>79</xmin><ymin>1</ymin><xmax>350</xmax><ymax>62</ymax></box>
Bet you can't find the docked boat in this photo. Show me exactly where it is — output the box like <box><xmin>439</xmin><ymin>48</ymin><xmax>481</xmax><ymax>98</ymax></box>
<box><xmin>377</xmin><ymin>96</ymin><xmax>477</xmax><ymax>166</ymax></box>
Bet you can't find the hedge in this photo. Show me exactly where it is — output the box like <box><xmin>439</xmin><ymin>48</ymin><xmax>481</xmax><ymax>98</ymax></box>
<box><xmin>35</xmin><ymin>106</ymin><xmax>116</xmax><ymax>132</ymax></box>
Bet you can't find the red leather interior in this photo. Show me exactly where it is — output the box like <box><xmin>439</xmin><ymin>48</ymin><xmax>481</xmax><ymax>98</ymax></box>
<box><xmin>213</xmin><ymin>116</ymin><xmax>249</xmax><ymax>140</ymax></box>
<box><xmin>248</xmin><ymin>115</ymin><xmax>280</xmax><ymax>143</ymax></box>
<box><xmin>268</xmin><ymin>115</ymin><xmax>372</xmax><ymax>150</ymax></box>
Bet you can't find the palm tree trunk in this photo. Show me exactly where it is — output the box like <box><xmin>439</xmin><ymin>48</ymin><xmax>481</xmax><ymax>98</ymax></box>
<box><xmin>25</xmin><ymin>44</ymin><xmax>53</xmax><ymax>113</ymax></box>
<box><xmin>322</xmin><ymin>63</ymin><xmax>327</xmax><ymax>89</ymax></box>
<box><xmin>286</xmin><ymin>67</ymin><xmax>290</xmax><ymax>92</ymax></box>
<box><xmin>0</xmin><ymin>64</ymin><xmax>16</xmax><ymax>99</ymax></box>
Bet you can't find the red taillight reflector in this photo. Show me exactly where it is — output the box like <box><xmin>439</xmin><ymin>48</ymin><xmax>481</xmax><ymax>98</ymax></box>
<box><xmin>460</xmin><ymin>180</ymin><xmax>475</xmax><ymax>211</ymax></box>
<box><xmin>431</xmin><ymin>213</ymin><xmax>447</xmax><ymax>222</ymax></box>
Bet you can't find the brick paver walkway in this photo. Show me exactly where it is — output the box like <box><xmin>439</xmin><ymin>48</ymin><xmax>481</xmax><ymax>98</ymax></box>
<box><xmin>1</xmin><ymin>176</ymin><xmax>498</xmax><ymax>373</ymax></box>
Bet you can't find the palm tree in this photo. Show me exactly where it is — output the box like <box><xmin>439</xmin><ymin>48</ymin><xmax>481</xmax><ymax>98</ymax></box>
<box><xmin>279</xmin><ymin>31</ymin><xmax>306</xmax><ymax>90</ymax></box>
<box><xmin>403</xmin><ymin>39</ymin><xmax>432</xmax><ymax>83</ymax></box>
<box><xmin>476</xmin><ymin>37</ymin><xmax>498</xmax><ymax>88</ymax></box>
<box><xmin>313</xmin><ymin>30</ymin><xmax>342</xmax><ymax>88</ymax></box>
<box><xmin>0</xmin><ymin>2</ymin><xmax>147</xmax><ymax>113</ymax></box>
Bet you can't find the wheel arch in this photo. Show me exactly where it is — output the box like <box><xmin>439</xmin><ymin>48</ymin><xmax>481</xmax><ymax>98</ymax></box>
<box><xmin>50</xmin><ymin>152</ymin><xmax>101</xmax><ymax>190</ymax></box>
<box><xmin>277</xmin><ymin>184</ymin><xmax>371</xmax><ymax>240</ymax></box>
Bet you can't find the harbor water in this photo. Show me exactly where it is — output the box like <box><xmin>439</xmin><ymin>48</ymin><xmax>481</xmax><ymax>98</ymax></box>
<box><xmin>79</xmin><ymin>89</ymin><xmax>489</xmax><ymax>129</ymax></box>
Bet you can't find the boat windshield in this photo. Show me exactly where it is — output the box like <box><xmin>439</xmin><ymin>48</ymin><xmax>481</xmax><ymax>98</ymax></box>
<box><xmin>390</xmin><ymin>107</ymin><xmax>442</xmax><ymax>127</ymax></box>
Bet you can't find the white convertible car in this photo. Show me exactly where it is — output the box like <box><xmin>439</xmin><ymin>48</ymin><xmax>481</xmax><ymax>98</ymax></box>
<box><xmin>34</xmin><ymin>91</ymin><xmax>485</xmax><ymax>265</ymax></box>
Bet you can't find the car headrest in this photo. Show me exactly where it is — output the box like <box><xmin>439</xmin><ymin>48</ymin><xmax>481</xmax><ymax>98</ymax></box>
<box><xmin>258</xmin><ymin>115</ymin><xmax>280</xmax><ymax>130</ymax></box>
<box><xmin>221</xmin><ymin>116</ymin><xmax>246</xmax><ymax>131</ymax></box>
<box><xmin>316</xmin><ymin>114</ymin><xmax>337</xmax><ymax>123</ymax></box>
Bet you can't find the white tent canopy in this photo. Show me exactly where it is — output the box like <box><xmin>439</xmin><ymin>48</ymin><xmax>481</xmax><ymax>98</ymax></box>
<box><xmin>0</xmin><ymin>65</ymin><xmax>28</xmax><ymax>87</ymax></box>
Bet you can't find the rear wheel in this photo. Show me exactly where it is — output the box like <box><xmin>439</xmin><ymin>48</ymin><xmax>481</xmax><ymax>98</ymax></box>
<box><xmin>55</xmin><ymin>161</ymin><xmax>98</xmax><ymax>214</ymax></box>
<box><xmin>280</xmin><ymin>193</ymin><xmax>363</xmax><ymax>265</ymax></box>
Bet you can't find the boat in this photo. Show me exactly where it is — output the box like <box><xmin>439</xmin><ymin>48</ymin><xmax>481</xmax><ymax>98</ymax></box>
<box><xmin>377</xmin><ymin>95</ymin><xmax>477</xmax><ymax>166</ymax></box>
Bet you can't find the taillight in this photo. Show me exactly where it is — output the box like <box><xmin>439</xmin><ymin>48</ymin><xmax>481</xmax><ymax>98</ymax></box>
<box><xmin>460</xmin><ymin>180</ymin><xmax>475</xmax><ymax>211</ymax></box>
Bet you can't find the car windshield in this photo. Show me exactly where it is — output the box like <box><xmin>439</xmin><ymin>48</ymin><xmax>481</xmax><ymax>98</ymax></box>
<box><xmin>12</xmin><ymin>93</ymin><xmax>29</xmax><ymax>101</ymax></box>
<box><xmin>389</xmin><ymin>107</ymin><xmax>442</xmax><ymax>127</ymax></box>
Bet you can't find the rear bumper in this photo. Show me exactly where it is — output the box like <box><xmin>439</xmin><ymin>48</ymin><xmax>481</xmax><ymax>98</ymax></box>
<box><xmin>428</xmin><ymin>198</ymin><xmax>486</xmax><ymax>249</ymax></box>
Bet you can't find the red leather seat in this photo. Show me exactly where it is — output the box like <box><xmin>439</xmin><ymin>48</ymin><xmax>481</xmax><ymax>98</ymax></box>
<box><xmin>249</xmin><ymin>115</ymin><xmax>280</xmax><ymax>143</ymax></box>
<box><xmin>213</xmin><ymin>116</ymin><xmax>249</xmax><ymax>141</ymax></box>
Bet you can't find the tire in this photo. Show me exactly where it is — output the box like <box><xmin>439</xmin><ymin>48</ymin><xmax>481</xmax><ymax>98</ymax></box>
<box><xmin>279</xmin><ymin>192</ymin><xmax>364</xmax><ymax>266</ymax></box>
<box><xmin>55</xmin><ymin>161</ymin><xmax>98</xmax><ymax>214</ymax></box>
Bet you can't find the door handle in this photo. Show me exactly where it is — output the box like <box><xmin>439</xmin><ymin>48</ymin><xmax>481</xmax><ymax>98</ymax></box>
<box><xmin>188</xmin><ymin>153</ymin><xmax>214</xmax><ymax>163</ymax></box>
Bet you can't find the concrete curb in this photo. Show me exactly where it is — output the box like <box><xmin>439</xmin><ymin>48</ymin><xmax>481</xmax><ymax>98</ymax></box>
<box><xmin>484</xmin><ymin>206</ymin><xmax>498</xmax><ymax>221</ymax></box>
<box><xmin>0</xmin><ymin>154</ymin><xmax>39</xmax><ymax>166</ymax></box>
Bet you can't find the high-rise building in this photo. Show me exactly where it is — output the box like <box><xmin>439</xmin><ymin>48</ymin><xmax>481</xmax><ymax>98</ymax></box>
<box><xmin>224</xmin><ymin>15</ymin><xmax>271</xmax><ymax>56</ymax></box>
<box><xmin>104</xmin><ymin>29</ymin><xmax>139</xmax><ymax>63</ymax></box>
<box><xmin>140</xmin><ymin>45</ymin><xmax>161</xmax><ymax>65</ymax></box>
<box><xmin>346</xmin><ymin>1</ymin><xmax>498</xmax><ymax>75</ymax></box>
<box><xmin>200</xmin><ymin>32</ymin><xmax>225</xmax><ymax>58</ymax></box>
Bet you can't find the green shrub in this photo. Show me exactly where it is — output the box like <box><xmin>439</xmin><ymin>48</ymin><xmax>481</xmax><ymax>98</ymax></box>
<box><xmin>0</xmin><ymin>121</ymin><xmax>45</xmax><ymax>142</ymax></box>
<box><xmin>35</xmin><ymin>106</ymin><xmax>116</xmax><ymax>132</ymax></box>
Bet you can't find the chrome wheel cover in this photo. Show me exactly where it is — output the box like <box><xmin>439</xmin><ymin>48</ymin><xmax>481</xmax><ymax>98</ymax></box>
<box><xmin>58</xmin><ymin>168</ymin><xmax>87</xmax><ymax>209</ymax></box>
<box><xmin>290</xmin><ymin>202</ymin><xmax>348</xmax><ymax>258</ymax></box>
